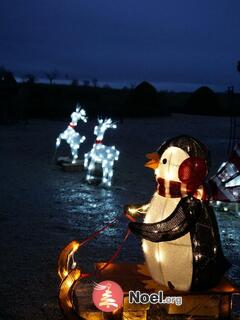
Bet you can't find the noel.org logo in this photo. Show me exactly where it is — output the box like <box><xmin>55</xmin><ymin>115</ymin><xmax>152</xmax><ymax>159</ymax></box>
<box><xmin>92</xmin><ymin>280</ymin><xmax>124</xmax><ymax>312</ymax></box>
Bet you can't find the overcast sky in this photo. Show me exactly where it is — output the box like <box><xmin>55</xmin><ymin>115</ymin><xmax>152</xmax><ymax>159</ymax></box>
<box><xmin>0</xmin><ymin>0</ymin><xmax>240</xmax><ymax>90</ymax></box>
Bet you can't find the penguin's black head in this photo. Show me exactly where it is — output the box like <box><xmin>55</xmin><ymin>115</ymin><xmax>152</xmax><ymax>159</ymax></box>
<box><xmin>157</xmin><ymin>135</ymin><xmax>209</xmax><ymax>163</ymax></box>
<box><xmin>145</xmin><ymin>135</ymin><xmax>209</xmax><ymax>169</ymax></box>
<box><xmin>145</xmin><ymin>135</ymin><xmax>210</xmax><ymax>185</ymax></box>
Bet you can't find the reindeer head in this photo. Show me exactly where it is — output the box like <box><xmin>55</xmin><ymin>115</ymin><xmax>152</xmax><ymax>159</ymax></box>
<box><xmin>94</xmin><ymin>118</ymin><xmax>117</xmax><ymax>140</ymax></box>
<box><xmin>71</xmin><ymin>104</ymin><xmax>88</xmax><ymax>124</ymax></box>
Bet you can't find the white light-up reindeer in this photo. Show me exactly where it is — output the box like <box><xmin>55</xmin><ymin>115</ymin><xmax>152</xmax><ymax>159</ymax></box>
<box><xmin>56</xmin><ymin>104</ymin><xmax>87</xmax><ymax>163</ymax></box>
<box><xmin>84</xmin><ymin>118</ymin><xmax>120</xmax><ymax>186</ymax></box>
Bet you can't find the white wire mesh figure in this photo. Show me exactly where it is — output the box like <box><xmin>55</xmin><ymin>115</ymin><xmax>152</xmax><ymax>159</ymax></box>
<box><xmin>56</xmin><ymin>104</ymin><xmax>87</xmax><ymax>163</ymax></box>
<box><xmin>84</xmin><ymin>118</ymin><xmax>120</xmax><ymax>186</ymax></box>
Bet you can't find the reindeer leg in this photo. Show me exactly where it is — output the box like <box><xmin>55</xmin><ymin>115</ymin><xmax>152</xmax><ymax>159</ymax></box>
<box><xmin>80</xmin><ymin>135</ymin><xmax>86</xmax><ymax>143</ymax></box>
<box><xmin>102</xmin><ymin>160</ymin><xmax>111</xmax><ymax>186</ymax></box>
<box><xmin>57</xmin><ymin>132</ymin><xmax>66</xmax><ymax>148</ymax></box>
<box><xmin>115</xmin><ymin>150</ymin><xmax>120</xmax><ymax>161</ymax></box>
<box><xmin>53</xmin><ymin>136</ymin><xmax>62</xmax><ymax>163</ymax></box>
<box><xmin>106</xmin><ymin>160</ymin><xmax>115</xmax><ymax>187</ymax></box>
<box><xmin>71</xmin><ymin>144</ymin><xmax>78</xmax><ymax>164</ymax></box>
<box><xmin>56</xmin><ymin>136</ymin><xmax>61</xmax><ymax>147</ymax></box>
<box><xmin>108</xmin><ymin>165</ymin><xmax>114</xmax><ymax>187</ymax></box>
<box><xmin>84</xmin><ymin>153</ymin><xmax>89</xmax><ymax>169</ymax></box>
<box><xmin>86</xmin><ymin>158</ymin><xmax>96</xmax><ymax>182</ymax></box>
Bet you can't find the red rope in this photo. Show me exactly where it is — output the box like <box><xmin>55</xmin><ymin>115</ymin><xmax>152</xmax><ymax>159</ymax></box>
<box><xmin>125</xmin><ymin>214</ymin><xmax>137</xmax><ymax>223</ymax></box>
<box><xmin>79</xmin><ymin>217</ymin><xmax>132</xmax><ymax>279</ymax></box>
<box><xmin>80</xmin><ymin>219</ymin><xmax>118</xmax><ymax>247</ymax></box>
<box><xmin>97</xmin><ymin>228</ymin><xmax>131</xmax><ymax>273</ymax></box>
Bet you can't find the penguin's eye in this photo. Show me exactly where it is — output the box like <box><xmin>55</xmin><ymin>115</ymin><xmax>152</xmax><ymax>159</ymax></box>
<box><xmin>162</xmin><ymin>158</ymin><xmax>167</xmax><ymax>164</ymax></box>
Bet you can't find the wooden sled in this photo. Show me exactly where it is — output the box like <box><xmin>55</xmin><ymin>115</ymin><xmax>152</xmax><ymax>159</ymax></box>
<box><xmin>57</xmin><ymin>242</ymin><xmax>240</xmax><ymax>319</ymax></box>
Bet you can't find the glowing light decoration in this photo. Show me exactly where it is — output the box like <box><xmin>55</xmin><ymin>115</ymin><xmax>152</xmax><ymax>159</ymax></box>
<box><xmin>84</xmin><ymin>118</ymin><xmax>120</xmax><ymax>186</ymax></box>
<box><xmin>56</xmin><ymin>104</ymin><xmax>87</xmax><ymax>163</ymax></box>
<box><xmin>210</xmin><ymin>143</ymin><xmax>240</xmax><ymax>202</ymax></box>
<box><xmin>127</xmin><ymin>136</ymin><xmax>231</xmax><ymax>292</ymax></box>
<box><xmin>58</xmin><ymin>240</ymin><xmax>81</xmax><ymax>320</ymax></box>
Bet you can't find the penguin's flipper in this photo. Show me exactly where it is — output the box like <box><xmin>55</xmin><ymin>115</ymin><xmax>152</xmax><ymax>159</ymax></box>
<box><xmin>129</xmin><ymin>196</ymin><xmax>202</xmax><ymax>243</ymax></box>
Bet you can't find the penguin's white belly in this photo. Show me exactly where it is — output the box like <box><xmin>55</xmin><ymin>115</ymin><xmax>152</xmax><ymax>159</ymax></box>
<box><xmin>143</xmin><ymin>193</ymin><xmax>193</xmax><ymax>291</ymax></box>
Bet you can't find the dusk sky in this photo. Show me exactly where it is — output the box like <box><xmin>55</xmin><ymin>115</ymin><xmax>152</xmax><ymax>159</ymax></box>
<box><xmin>1</xmin><ymin>0</ymin><xmax>240</xmax><ymax>90</ymax></box>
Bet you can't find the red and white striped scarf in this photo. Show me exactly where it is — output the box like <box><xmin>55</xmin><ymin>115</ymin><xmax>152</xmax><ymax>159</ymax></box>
<box><xmin>157</xmin><ymin>177</ymin><xmax>207</xmax><ymax>200</ymax></box>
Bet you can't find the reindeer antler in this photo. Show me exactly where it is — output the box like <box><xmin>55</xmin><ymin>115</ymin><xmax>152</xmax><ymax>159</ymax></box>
<box><xmin>106</xmin><ymin>118</ymin><xmax>113</xmax><ymax>124</ymax></box>
<box><xmin>75</xmin><ymin>103</ymin><xmax>81</xmax><ymax>112</ymax></box>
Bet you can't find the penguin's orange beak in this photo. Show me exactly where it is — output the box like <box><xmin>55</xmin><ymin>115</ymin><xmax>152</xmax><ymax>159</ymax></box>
<box><xmin>145</xmin><ymin>152</ymin><xmax>160</xmax><ymax>169</ymax></box>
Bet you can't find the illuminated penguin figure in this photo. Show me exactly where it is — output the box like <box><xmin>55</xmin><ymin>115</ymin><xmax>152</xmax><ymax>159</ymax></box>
<box><xmin>129</xmin><ymin>136</ymin><xmax>230</xmax><ymax>291</ymax></box>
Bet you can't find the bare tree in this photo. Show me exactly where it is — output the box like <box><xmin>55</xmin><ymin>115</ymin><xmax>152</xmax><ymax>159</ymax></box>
<box><xmin>45</xmin><ymin>69</ymin><xmax>58</xmax><ymax>84</ymax></box>
<box><xmin>91</xmin><ymin>78</ymin><xmax>98</xmax><ymax>87</ymax></box>
<box><xmin>24</xmin><ymin>73</ymin><xmax>36</xmax><ymax>84</ymax></box>
<box><xmin>83</xmin><ymin>80</ymin><xmax>90</xmax><ymax>87</ymax></box>
<box><xmin>71</xmin><ymin>79</ymin><xmax>79</xmax><ymax>86</ymax></box>
<box><xmin>0</xmin><ymin>66</ymin><xmax>16</xmax><ymax>84</ymax></box>
<box><xmin>130</xmin><ymin>82</ymin><xmax>136</xmax><ymax>90</ymax></box>
<box><xmin>237</xmin><ymin>61</ymin><xmax>240</xmax><ymax>74</ymax></box>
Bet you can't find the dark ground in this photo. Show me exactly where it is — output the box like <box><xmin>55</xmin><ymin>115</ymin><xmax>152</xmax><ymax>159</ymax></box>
<box><xmin>0</xmin><ymin>114</ymin><xmax>239</xmax><ymax>319</ymax></box>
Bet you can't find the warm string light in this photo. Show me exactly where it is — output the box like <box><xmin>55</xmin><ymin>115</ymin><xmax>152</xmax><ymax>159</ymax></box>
<box><xmin>59</xmin><ymin>269</ymin><xmax>81</xmax><ymax>320</ymax></box>
<box><xmin>126</xmin><ymin>204</ymin><xmax>150</xmax><ymax>216</ymax></box>
<box><xmin>128</xmin><ymin>207</ymin><xmax>140</xmax><ymax>215</ymax></box>
<box><xmin>84</xmin><ymin>118</ymin><xmax>120</xmax><ymax>187</ymax></box>
<box><xmin>56</xmin><ymin>104</ymin><xmax>87</xmax><ymax>164</ymax></box>
<box><xmin>58</xmin><ymin>240</ymin><xmax>80</xmax><ymax>281</ymax></box>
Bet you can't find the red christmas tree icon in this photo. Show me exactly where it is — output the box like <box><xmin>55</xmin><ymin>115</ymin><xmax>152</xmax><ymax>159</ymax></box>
<box><xmin>99</xmin><ymin>283</ymin><xmax>118</xmax><ymax>309</ymax></box>
<box><xmin>92</xmin><ymin>280</ymin><xmax>123</xmax><ymax>312</ymax></box>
